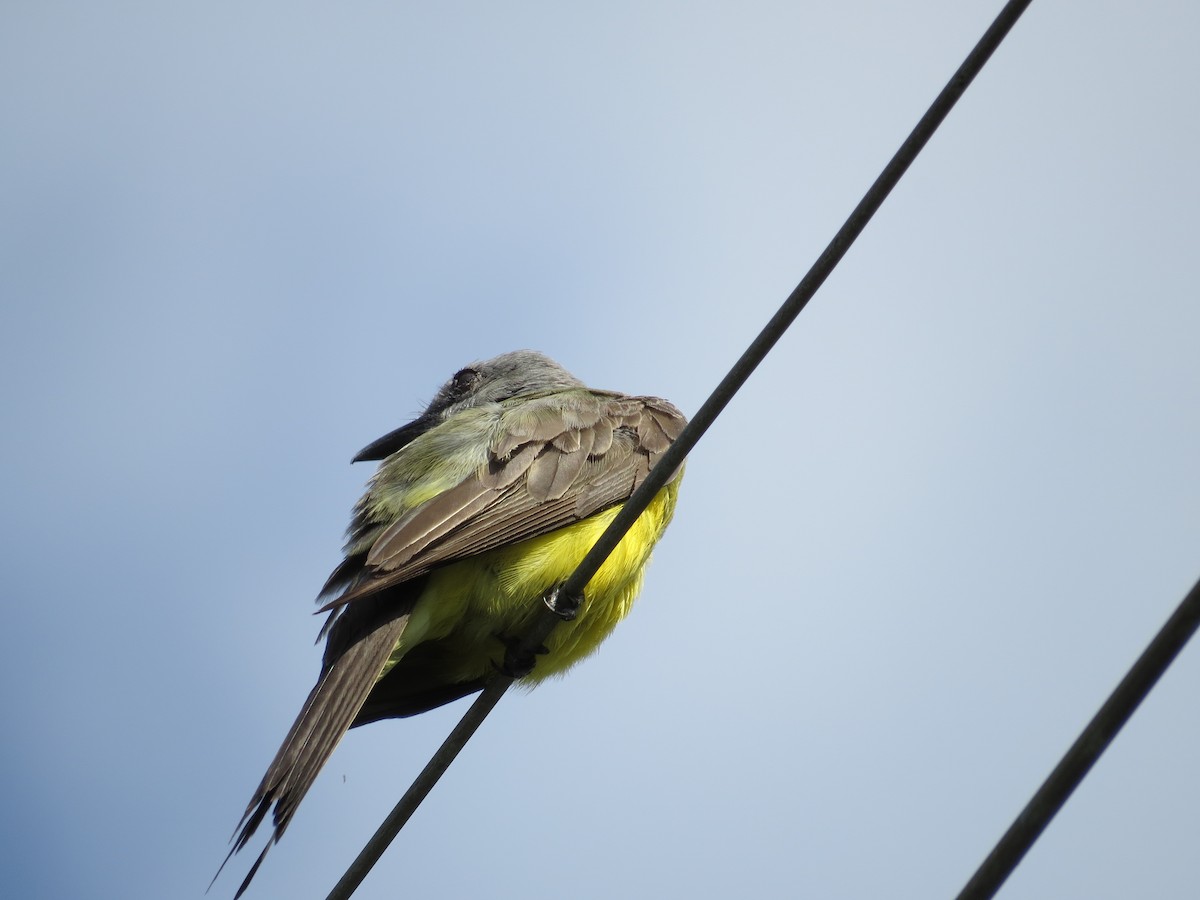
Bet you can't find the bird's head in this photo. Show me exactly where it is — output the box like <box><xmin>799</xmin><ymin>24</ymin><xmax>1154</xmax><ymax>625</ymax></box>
<box><xmin>353</xmin><ymin>350</ymin><xmax>585</xmax><ymax>462</ymax></box>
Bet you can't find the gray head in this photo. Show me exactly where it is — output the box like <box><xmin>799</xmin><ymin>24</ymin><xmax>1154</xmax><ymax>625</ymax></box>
<box><xmin>426</xmin><ymin>350</ymin><xmax>583</xmax><ymax>414</ymax></box>
<box><xmin>353</xmin><ymin>350</ymin><xmax>585</xmax><ymax>462</ymax></box>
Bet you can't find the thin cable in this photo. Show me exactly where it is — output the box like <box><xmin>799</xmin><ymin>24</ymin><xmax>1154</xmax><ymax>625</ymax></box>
<box><xmin>327</xmin><ymin>2</ymin><xmax>1034</xmax><ymax>897</ymax></box>
<box><xmin>955</xmin><ymin>574</ymin><xmax>1200</xmax><ymax>900</ymax></box>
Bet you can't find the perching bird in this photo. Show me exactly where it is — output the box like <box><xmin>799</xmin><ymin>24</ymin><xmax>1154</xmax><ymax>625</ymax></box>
<box><xmin>220</xmin><ymin>350</ymin><xmax>686</xmax><ymax>896</ymax></box>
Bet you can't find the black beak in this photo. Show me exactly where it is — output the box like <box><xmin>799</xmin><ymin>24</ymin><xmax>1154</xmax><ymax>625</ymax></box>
<box><xmin>352</xmin><ymin>413</ymin><xmax>438</xmax><ymax>463</ymax></box>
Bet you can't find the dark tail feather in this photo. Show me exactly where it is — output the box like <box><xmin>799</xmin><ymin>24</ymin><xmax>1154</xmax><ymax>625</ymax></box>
<box><xmin>233</xmin><ymin>842</ymin><xmax>274</xmax><ymax>900</ymax></box>
<box><xmin>208</xmin><ymin>794</ymin><xmax>272</xmax><ymax>894</ymax></box>
<box><xmin>215</xmin><ymin>611</ymin><xmax>410</xmax><ymax>896</ymax></box>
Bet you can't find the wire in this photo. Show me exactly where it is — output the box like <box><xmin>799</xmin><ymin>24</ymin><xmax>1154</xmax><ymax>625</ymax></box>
<box><xmin>326</xmin><ymin>1</ymin><xmax>1035</xmax><ymax>896</ymax></box>
<box><xmin>955</xmin><ymin>574</ymin><xmax>1200</xmax><ymax>899</ymax></box>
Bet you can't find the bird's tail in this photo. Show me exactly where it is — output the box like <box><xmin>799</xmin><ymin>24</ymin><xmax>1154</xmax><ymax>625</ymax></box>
<box><xmin>214</xmin><ymin>611</ymin><xmax>410</xmax><ymax>898</ymax></box>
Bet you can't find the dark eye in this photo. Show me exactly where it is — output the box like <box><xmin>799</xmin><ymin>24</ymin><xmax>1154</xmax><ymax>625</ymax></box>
<box><xmin>450</xmin><ymin>367</ymin><xmax>481</xmax><ymax>396</ymax></box>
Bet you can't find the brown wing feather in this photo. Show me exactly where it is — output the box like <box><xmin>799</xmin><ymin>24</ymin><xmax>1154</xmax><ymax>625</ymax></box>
<box><xmin>320</xmin><ymin>394</ymin><xmax>686</xmax><ymax>614</ymax></box>
<box><xmin>364</xmin><ymin>479</ymin><xmax>499</xmax><ymax>571</ymax></box>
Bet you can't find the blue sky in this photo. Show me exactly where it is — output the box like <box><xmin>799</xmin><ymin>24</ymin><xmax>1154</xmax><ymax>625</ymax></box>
<box><xmin>2</xmin><ymin>3</ymin><xmax>1199</xmax><ymax>899</ymax></box>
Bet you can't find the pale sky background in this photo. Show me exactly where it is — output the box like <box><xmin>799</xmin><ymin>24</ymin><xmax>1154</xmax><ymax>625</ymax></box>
<box><xmin>2</xmin><ymin>3</ymin><xmax>1199</xmax><ymax>899</ymax></box>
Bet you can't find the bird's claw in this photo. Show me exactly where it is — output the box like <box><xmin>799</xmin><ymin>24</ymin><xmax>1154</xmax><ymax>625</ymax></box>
<box><xmin>543</xmin><ymin>585</ymin><xmax>581</xmax><ymax>621</ymax></box>
<box><xmin>491</xmin><ymin>632</ymin><xmax>548</xmax><ymax>678</ymax></box>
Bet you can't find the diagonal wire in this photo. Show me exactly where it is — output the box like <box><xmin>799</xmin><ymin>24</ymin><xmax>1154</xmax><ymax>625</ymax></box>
<box><xmin>326</xmin><ymin>1</ymin><xmax>1035</xmax><ymax>897</ymax></box>
<box><xmin>956</xmin><ymin>574</ymin><xmax>1200</xmax><ymax>900</ymax></box>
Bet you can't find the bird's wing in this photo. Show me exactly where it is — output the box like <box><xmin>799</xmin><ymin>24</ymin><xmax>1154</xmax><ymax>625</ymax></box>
<box><xmin>322</xmin><ymin>392</ymin><xmax>686</xmax><ymax>612</ymax></box>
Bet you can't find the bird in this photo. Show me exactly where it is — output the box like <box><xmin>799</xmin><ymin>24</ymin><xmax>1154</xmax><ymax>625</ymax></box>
<box><xmin>219</xmin><ymin>350</ymin><xmax>687</xmax><ymax>897</ymax></box>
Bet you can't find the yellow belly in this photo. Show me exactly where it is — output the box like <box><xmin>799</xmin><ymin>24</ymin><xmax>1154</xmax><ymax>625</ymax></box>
<box><xmin>385</xmin><ymin>478</ymin><xmax>681</xmax><ymax>684</ymax></box>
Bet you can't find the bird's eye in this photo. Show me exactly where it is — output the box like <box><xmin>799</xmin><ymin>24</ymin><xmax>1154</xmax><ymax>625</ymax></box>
<box><xmin>450</xmin><ymin>367</ymin><xmax>481</xmax><ymax>396</ymax></box>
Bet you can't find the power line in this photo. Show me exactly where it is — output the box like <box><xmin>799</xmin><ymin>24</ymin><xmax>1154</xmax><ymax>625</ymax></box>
<box><xmin>956</xmin><ymin>574</ymin><xmax>1200</xmax><ymax>900</ymax></box>
<box><xmin>326</xmin><ymin>1</ymin><xmax>1035</xmax><ymax>897</ymax></box>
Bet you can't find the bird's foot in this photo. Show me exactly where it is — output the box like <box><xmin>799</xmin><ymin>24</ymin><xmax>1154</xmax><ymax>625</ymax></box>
<box><xmin>492</xmin><ymin>632</ymin><xmax>548</xmax><ymax>678</ymax></box>
<box><xmin>543</xmin><ymin>585</ymin><xmax>581</xmax><ymax>621</ymax></box>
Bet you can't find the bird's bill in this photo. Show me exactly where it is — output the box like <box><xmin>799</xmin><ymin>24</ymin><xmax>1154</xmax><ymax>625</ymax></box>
<box><xmin>352</xmin><ymin>413</ymin><xmax>438</xmax><ymax>463</ymax></box>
